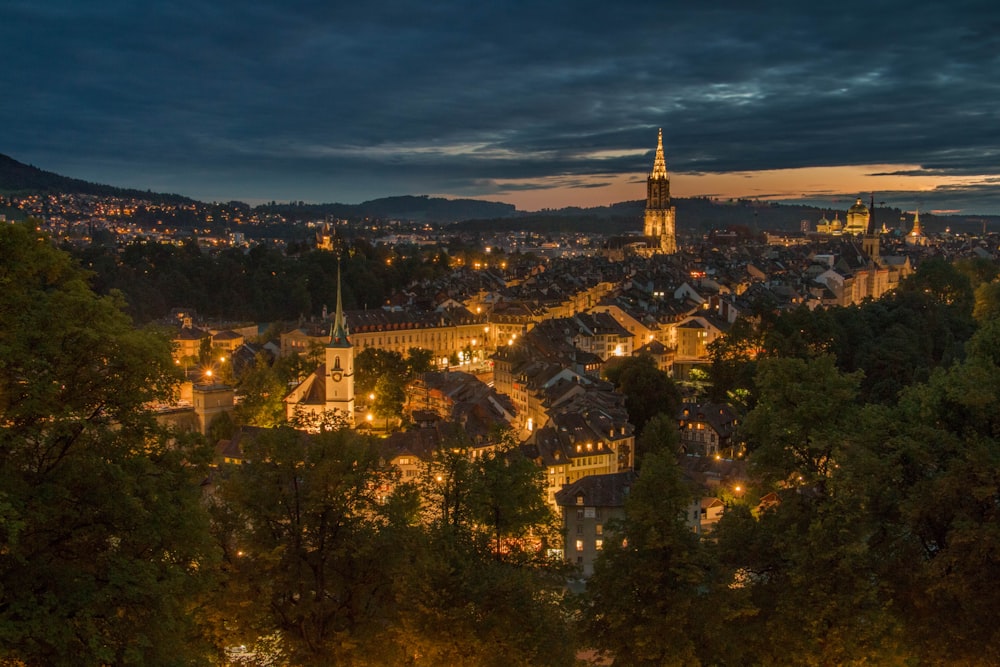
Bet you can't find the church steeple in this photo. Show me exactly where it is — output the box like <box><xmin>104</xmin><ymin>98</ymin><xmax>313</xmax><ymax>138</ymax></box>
<box><xmin>323</xmin><ymin>259</ymin><xmax>355</xmax><ymax>425</ymax></box>
<box><xmin>328</xmin><ymin>261</ymin><xmax>350</xmax><ymax>348</ymax></box>
<box><xmin>862</xmin><ymin>193</ymin><xmax>881</xmax><ymax>263</ymax></box>
<box><xmin>643</xmin><ymin>128</ymin><xmax>677</xmax><ymax>254</ymax></box>
<box><xmin>906</xmin><ymin>208</ymin><xmax>926</xmax><ymax>246</ymax></box>
<box><xmin>651</xmin><ymin>128</ymin><xmax>668</xmax><ymax>179</ymax></box>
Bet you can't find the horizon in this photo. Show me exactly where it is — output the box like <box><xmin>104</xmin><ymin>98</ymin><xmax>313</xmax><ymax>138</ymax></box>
<box><xmin>7</xmin><ymin>150</ymin><xmax>994</xmax><ymax>220</ymax></box>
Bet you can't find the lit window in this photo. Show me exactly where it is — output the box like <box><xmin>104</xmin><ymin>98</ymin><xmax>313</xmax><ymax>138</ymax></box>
<box><xmin>575</xmin><ymin>540</ymin><xmax>584</xmax><ymax>552</ymax></box>
<box><xmin>595</xmin><ymin>539</ymin><xmax>603</xmax><ymax>550</ymax></box>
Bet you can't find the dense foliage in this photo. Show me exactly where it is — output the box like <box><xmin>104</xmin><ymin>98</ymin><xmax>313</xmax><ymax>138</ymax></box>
<box><xmin>211</xmin><ymin>427</ymin><xmax>573</xmax><ymax>666</ymax></box>
<box><xmin>71</xmin><ymin>239</ymin><xmax>454</xmax><ymax>324</ymax></box>
<box><xmin>0</xmin><ymin>223</ymin><xmax>217</xmax><ymax>665</ymax></box>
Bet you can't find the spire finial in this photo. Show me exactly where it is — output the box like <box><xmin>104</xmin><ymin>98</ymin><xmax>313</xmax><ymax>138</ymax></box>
<box><xmin>651</xmin><ymin>128</ymin><xmax>668</xmax><ymax>179</ymax></box>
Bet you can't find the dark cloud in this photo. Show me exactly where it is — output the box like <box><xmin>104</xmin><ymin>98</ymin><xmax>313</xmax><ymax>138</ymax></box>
<box><xmin>3</xmin><ymin>0</ymin><xmax>1000</xmax><ymax>212</ymax></box>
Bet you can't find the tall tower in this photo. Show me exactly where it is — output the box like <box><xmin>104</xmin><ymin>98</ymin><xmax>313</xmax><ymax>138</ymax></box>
<box><xmin>643</xmin><ymin>129</ymin><xmax>677</xmax><ymax>254</ymax></box>
<box><xmin>862</xmin><ymin>194</ymin><xmax>881</xmax><ymax>263</ymax></box>
<box><xmin>325</xmin><ymin>262</ymin><xmax>355</xmax><ymax>425</ymax></box>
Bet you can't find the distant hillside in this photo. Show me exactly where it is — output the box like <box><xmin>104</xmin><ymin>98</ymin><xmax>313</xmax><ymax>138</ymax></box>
<box><xmin>455</xmin><ymin>197</ymin><xmax>1000</xmax><ymax>235</ymax></box>
<box><xmin>256</xmin><ymin>195</ymin><xmax>517</xmax><ymax>223</ymax></box>
<box><xmin>0</xmin><ymin>153</ymin><xmax>193</xmax><ymax>203</ymax></box>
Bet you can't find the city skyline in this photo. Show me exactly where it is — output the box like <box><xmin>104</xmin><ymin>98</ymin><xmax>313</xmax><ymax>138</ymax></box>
<box><xmin>5</xmin><ymin>1</ymin><xmax>1000</xmax><ymax>215</ymax></box>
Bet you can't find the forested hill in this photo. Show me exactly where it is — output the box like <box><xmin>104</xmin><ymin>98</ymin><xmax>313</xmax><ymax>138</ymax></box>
<box><xmin>255</xmin><ymin>195</ymin><xmax>517</xmax><ymax>223</ymax></box>
<box><xmin>454</xmin><ymin>197</ymin><xmax>1000</xmax><ymax>235</ymax></box>
<box><xmin>452</xmin><ymin>198</ymin><xmax>841</xmax><ymax>235</ymax></box>
<box><xmin>0</xmin><ymin>153</ymin><xmax>193</xmax><ymax>203</ymax></box>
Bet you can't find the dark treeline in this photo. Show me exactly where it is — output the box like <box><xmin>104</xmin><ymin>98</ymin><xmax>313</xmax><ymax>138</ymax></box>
<box><xmin>69</xmin><ymin>239</ymin><xmax>455</xmax><ymax>324</ymax></box>
<box><xmin>708</xmin><ymin>256</ymin><xmax>995</xmax><ymax>408</ymax></box>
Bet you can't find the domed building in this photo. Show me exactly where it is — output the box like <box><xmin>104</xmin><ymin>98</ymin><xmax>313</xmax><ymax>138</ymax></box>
<box><xmin>816</xmin><ymin>213</ymin><xmax>844</xmax><ymax>235</ymax></box>
<box><xmin>843</xmin><ymin>198</ymin><xmax>870</xmax><ymax>235</ymax></box>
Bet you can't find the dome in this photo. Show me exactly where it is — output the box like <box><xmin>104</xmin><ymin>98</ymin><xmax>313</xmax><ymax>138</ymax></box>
<box><xmin>848</xmin><ymin>198</ymin><xmax>869</xmax><ymax>215</ymax></box>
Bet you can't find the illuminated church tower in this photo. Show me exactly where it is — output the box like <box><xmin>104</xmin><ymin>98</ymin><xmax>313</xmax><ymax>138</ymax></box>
<box><xmin>324</xmin><ymin>263</ymin><xmax>355</xmax><ymax>424</ymax></box>
<box><xmin>906</xmin><ymin>209</ymin><xmax>927</xmax><ymax>246</ymax></box>
<box><xmin>283</xmin><ymin>262</ymin><xmax>355</xmax><ymax>427</ymax></box>
<box><xmin>643</xmin><ymin>129</ymin><xmax>677</xmax><ymax>254</ymax></box>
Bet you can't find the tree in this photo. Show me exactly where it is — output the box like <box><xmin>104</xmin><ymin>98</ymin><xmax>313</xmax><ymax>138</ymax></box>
<box><xmin>706</xmin><ymin>315</ymin><xmax>764</xmax><ymax>406</ymax></box>
<box><xmin>412</xmin><ymin>429</ymin><xmax>575</xmax><ymax>666</ymax></box>
<box><xmin>603</xmin><ymin>355</ymin><xmax>681</xmax><ymax>435</ymax></box>
<box><xmin>634</xmin><ymin>412</ymin><xmax>681</xmax><ymax>468</ymax></box>
<box><xmin>974</xmin><ymin>279</ymin><xmax>1000</xmax><ymax>322</ymax></box>
<box><xmin>211</xmin><ymin>426</ymin><xmax>421</xmax><ymax>665</ymax></box>
<box><xmin>405</xmin><ymin>347</ymin><xmax>434</xmax><ymax>376</ymax></box>
<box><xmin>898</xmin><ymin>256</ymin><xmax>974</xmax><ymax>316</ymax></box>
<box><xmin>742</xmin><ymin>355</ymin><xmax>861</xmax><ymax>488</ymax></box>
<box><xmin>579</xmin><ymin>450</ymin><xmax>709</xmax><ymax>666</ymax></box>
<box><xmin>470</xmin><ymin>435</ymin><xmax>557</xmax><ymax>559</ymax></box>
<box><xmin>233</xmin><ymin>353</ymin><xmax>289</xmax><ymax>427</ymax></box>
<box><xmin>843</xmin><ymin>322</ymin><xmax>1000</xmax><ymax>663</ymax></box>
<box><xmin>0</xmin><ymin>223</ymin><xmax>217</xmax><ymax>665</ymax></box>
<box><xmin>373</xmin><ymin>373</ymin><xmax>405</xmax><ymax>431</ymax></box>
<box><xmin>354</xmin><ymin>348</ymin><xmax>406</xmax><ymax>398</ymax></box>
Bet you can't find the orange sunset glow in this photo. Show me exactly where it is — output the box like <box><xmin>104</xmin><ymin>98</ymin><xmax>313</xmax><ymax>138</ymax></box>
<box><xmin>465</xmin><ymin>164</ymin><xmax>992</xmax><ymax>212</ymax></box>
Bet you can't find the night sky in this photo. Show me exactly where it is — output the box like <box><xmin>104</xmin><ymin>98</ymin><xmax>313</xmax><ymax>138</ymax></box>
<box><xmin>5</xmin><ymin>1</ymin><xmax>1000</xmax><ymax>214</ymax></box>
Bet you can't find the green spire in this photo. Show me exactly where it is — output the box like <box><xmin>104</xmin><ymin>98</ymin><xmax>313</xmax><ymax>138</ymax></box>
<box><xmin>328</xmin><ymin>261</ymin><xmax>350</xmax><ymax>347</ymax></box>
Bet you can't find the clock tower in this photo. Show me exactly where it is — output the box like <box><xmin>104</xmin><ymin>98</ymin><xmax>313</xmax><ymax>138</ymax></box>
<box><xmin>325</xmin><ymin>263</ymin><xmax>355</xmax><ymax>425</ymax></box>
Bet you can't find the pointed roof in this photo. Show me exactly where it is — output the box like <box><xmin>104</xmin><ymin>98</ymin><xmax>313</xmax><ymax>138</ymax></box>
<box><xmin>910</xmin><ymin>209</ymin><xmax>923</xmax><ymax>236</ymax></box>
<box><xmin>866</xmin><ymin>193</ymin><xmax>878</xmax><ymax>235</ymax></box>
<box><xmin>651</xmin><ymin>128</ymin><xmax>669</xmax><ymax>179</ymax></box>
<box><xmin>328</xmin><ymin>261</ymin><xmax>351</xmax><ymax>348</ymax></box>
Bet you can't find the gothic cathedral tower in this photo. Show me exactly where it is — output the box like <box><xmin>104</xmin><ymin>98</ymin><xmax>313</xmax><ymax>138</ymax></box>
<box><xmin>644</xmin><ymin>128</ymin><xmax>677</xmax><ymax>254</ymax></box>
<box><xmin>325</xmin><ymin>263</ymin><xmax>355</xmax><ymax>425</ymax></box>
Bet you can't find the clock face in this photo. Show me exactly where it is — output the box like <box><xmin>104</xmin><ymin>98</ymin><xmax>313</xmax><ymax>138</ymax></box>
<box><xmin>332</xmin><ymin>372</ymin><xmax>343</xmax><ymax>382</ymax></box>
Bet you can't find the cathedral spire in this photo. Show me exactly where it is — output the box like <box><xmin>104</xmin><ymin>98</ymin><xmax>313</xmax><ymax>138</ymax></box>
<box><xmin>867</xmin><ymin>193</ymin><xmax>877</xmax><ymax>235</ymax></box>
<box><xmin>651</xmin><ymin>128</ymin><xmax>668</xmax><ymax>179</ymax></box>
<box><xmin>329</xmin><ymin>260</ymin><xmax>350</xmax><ymax>347</ymax></box>
<box><xmin>862</xmin><ymin>193</ymin><xmax>880</xmax><ymax>263</ymax></box>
